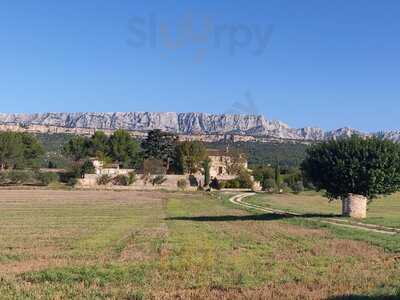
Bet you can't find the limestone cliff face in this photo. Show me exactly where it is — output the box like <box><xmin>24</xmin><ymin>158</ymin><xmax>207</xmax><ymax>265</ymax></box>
<box><xmin>0</xmin><ymin>112</ymin><xmax>395</xmax><ymax>142</ymax></box>
<box><xmin>0</xmin><ymin>112</ymin><xmax>291</xmax><ymax>135</ymax></box>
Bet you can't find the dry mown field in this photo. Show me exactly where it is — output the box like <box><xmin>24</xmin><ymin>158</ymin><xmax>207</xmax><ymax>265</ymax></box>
<box><xmin>0</xmin><ymin>190</ymin><xmax>399</xmax><ymax>299</ymax></box>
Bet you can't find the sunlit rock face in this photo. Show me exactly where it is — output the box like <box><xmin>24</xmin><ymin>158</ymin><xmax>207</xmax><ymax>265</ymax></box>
<box><xmin>0</xmin><ymin>112</ymin><xmax>398</xmax><ymax>142</ymax></box>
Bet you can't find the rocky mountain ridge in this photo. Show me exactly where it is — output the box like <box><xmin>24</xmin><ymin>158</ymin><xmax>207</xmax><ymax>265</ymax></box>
<box><xmin>0</xmin><ymin>112</ymin><xmax>396</xmax><ymax>142</ymax></box>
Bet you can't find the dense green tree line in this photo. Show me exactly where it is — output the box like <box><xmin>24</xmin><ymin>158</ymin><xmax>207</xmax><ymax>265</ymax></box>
<box><xmin>0</xmin><ymin>132</ymin><xmax>44</xmax><ymax>169</ymax></box>
<box><xmin>35</xmin><ymin>133</ymin><xmax>310</xmax><ymax>170</ymax></box>
<box><xmin>63</xmin><ymin>130</ymin><xmax>142</xmax><ymax>168</ymax></box>
<box><xmin>62</xmin><ymin>129</ymin><xmax>209</xmax><ymax>175</ymax></box>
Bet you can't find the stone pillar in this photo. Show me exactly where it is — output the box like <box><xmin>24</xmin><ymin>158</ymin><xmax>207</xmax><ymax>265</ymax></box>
<box><xmin>342</xmin><ymin>194</ymin><xmax>367</xmax><ymax>219</ymax></box>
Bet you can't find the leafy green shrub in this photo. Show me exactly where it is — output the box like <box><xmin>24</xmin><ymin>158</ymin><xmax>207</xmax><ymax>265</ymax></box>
<box><xmin>97</xmin><ymin>174</ymin><xmax>112</xmax><ymax>185</ymax></box>
<box><xmin>188</xmin><ymin>175</ymin><xmax>198</xmax><ymax>187</ymax></box>
<box><xmin>81</xmin><ymin>160</ymin><xmax>96</xmax><ymax>175</ymax></box>
<box><xmin>210</xmin><ymin>178</ymin><xmax>221</xmax><ymax>190</ymax></box>
<box><xmin>280</xmin><ymin>182</ymin><xmax>291</xmax><ymax>193</ymax></box>
<box><xmin>238</xmin><ymin>169</ymin><xmax>254</xmax><ymax>188</ymax></box>
<box><xmin>220</xmin><ymin>171</ymin><xmax>253</xmax><ymax>189</ymax></box>
<box><xmin>291</xmin><ymin>181</ymin><xmax>304</xmax><ymax>194</ymax></box>
<box><xmin>177</xmin><ymin>179</ymin><xmax>188</xmax><ymax>190</ymax></box>
<box><xmin>67</xmin><ymin>177</ymin><xmax>78</xmax><ymax>187</ymax></box>
<box><xmin>7</xmin><ymin>170</ymin><xmax>35</xmax><ymax>185</ymax></box>
<box><xmin>220</xmin><ymin>179</ymin><xmax>241</xmax><ymax>189</ymax></box>
<box><xmin>36</xmin><ymin>172</ymin><xmax>59</xmax><ymax>186</ymax></box>
<box><xmin>151</xmin><ymin>175</ymin><xmax>167</xmax><ymax>186</ymax></box>
<box><xmin>262</xmin><ymin>178</ymin><xmax>277</xmax><ymax>192</ymax></box>
<box><xmin>0</xmin><ymin>172</ymin><xmax>8</xmax><ymax>185</ymax></box>
<box><xmin>113</xmin><ymin>175</ymin><xmax>130</xmax><ymax>186</ymax></box>
<box><xmin>127</xmin><ymin>171</ymin><xmax>137</xmax><ymax>185</ymax></box>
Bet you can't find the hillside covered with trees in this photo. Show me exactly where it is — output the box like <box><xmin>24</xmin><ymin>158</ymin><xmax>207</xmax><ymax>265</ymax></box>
<box><xmin>34</xmin><ymin>133</ymin><xmax>309</xmax><ymax>169</ymax></box>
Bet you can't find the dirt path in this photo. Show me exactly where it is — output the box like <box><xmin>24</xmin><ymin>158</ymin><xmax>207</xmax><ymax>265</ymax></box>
<box><xmin>229</xmin><ymin>193</ymin><xmax>400</xmax><ymax>235</ymax></box>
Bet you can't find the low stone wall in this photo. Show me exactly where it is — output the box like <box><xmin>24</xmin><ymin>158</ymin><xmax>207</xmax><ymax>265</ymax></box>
<box><xmin>77</xmin><ymin>174</ymin><xmax>201</xmax><ymax>191</ymax></box>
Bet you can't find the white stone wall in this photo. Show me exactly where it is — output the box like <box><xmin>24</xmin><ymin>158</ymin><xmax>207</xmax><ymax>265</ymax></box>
<box><xmin>77</xmin><ymin>174</ymin><xmax>198</xmax><ymax>191</ymax></box>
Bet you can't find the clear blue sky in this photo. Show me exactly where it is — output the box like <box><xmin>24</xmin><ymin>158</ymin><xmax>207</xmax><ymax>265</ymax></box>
<box><xmin>1</xmin><ymin>1</ymin><xmax>399</xmax><ymax>132</ymax></box>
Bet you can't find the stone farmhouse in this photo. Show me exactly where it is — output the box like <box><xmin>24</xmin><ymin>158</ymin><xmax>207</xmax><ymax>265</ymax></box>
<box><xmin>91</xmin><ymin>159</ymin><xmax>134</xmax><ymax>176</ymax></box>
<box><xmin>207</xmin><ymin>149</ymin><xmax>248</xmax><ymax>180</ymax></box>
<box><xmin>78</xmin><ymin>150</ymin><xmax>258</xmax><ymax>191</ymax></box>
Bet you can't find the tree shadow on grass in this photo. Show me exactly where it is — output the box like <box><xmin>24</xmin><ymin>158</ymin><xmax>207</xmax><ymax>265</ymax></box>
<box><xmin>166</xmin><ymin>212</ymin><xmax>341</xmax><ymax>222</ymax></box>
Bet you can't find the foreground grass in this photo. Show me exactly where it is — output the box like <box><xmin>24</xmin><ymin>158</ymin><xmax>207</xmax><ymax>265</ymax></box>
<box><xmin>0</xmin><ymin>190</ymin><xmax>399</xmax><ymax>299</ymax></box>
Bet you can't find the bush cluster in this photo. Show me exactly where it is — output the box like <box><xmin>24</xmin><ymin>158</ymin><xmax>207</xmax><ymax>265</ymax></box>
<box><xmin>151</xmin><ymin>175</ymin><xmax>167</xmax><ymax>186</ymax></box>
<box><xmin>96</xmin><ymin>172</ymin><xmax>137</xmax><ymax>186</ymax></box>
<box><xmin>219</xmin><ymin>169</ymin><xmax>254</xmax><ymax>189</ymax></box>
<box><xmin>97</xmin><ymin>174</ymin><xmax>112</xmax><ymax>185</ymax></box>
<box><xmin>177</xmin><ymin>179</ymin><xmax>188</xmax><ymax>190</ymax></box>
<box><xmin>0</xmin><ymin>170</ymin><xmax>59</xmax><ymax>186</ymax></box>
<box><xmin>113</xmin><ymin>175</ymin><xmax>130</xmax><ymax>186</ymax></box>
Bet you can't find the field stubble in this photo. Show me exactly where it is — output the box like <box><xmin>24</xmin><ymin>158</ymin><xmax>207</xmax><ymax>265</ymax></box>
<box><xmin>0</xmin><ymin>190</ymin><xmax>398</xmax><ymax>299</ymax></box>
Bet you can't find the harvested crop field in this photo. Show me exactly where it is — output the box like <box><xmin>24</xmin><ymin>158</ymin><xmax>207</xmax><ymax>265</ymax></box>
<box><xmin>0</xmin><ymin>190</ymin><xmax>399</xmax><ymax>299</ymax></box>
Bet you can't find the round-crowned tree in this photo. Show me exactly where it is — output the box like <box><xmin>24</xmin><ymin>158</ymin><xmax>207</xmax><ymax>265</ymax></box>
<box><xmin>301</xmin><ymin>136</ymin><xmax>400</xmax><ymax>218</ymax></box>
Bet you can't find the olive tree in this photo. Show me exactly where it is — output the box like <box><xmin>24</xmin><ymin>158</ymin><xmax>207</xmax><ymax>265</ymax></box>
<box><xmin>301</xmin><ymin>136</ymin><xmax>400</xmax><ymax>218</ymax></box>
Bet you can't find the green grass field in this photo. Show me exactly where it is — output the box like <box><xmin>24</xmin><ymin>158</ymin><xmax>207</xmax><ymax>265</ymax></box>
<box><xmin>246</xmin><ymin>191</ymin><xmax>400</xmax><ymax>229</ymax></box>
<box><xmin>0</xmin><ymin>190</ymin><xmax>399</xmax><ymax>299</ymax></box>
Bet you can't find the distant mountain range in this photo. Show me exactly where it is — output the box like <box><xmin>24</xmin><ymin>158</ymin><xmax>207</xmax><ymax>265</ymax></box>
<box><xmin>0</xmin><ymin>112</ymin><xmax>398</xmax><ymax>142</ymax></box>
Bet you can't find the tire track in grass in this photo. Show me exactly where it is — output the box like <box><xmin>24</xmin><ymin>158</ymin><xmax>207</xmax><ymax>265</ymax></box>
<box><xmin>229</xmin><ymin>193</ymin><xmax>399</xmax><ymax>236</ymax></box>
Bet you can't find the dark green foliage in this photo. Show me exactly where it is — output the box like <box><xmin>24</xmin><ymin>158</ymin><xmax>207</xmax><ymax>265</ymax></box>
<box><xmin>36</xmin><ymin>133</ymin><xmax>74</xmax><ymax>153</ymax></box>
<box><xmin>109</xmin><ymin>130</ymin><xmax>141</xmax><ymax>168</ymax></box>
<box><xmin>210</xmin><ymin>178</ymin><xmax>221</xmax><ymax>190</ymax></box>
<box><xmin>20</xmin><ymin>133</ymin><xmax>45</xmax><ymax>168</ymax></box>
<box><xmin>5</xmin><ymin>170</ymin><xmax>35</xmax><ymax>185</ymax></box>
<box><xmin>301</xmin><ymin>136</ymin><xmax>400</xmax><ymax>199</ymax></box>
<box><xmin>127</xmin><ymin>171</ymin><xmax>137</xmax><ymax>185</ymax></box>
<box><xmin>252</xmin><ymin>165</ymin><xmax>276</xmax><ymax>190</ymax></box>
<box><xmin>151</xmin><ymin>175</ymin><xmax>167</xmax><ymax>186</ymax></box>
<box><xmin>143</xmin><ymin>159</ymin><xmax>165</xmax><ymax>176</ymax></box>
<box><xmin>237</xmin><ymin>169</ymin><xmax>253</xmax><ymax>188</ymax></box>
<box><xmin>282</xmin><ymin>168</ymin><xmax>303</xmax><ymax>189</ymax></box>
<box><xmin>35</xmin><ymin>133</ymin><xmax>75</xmax><ymax>169</ymax></box>
<box><xmin>175</xmin><ymin>141</ymin><xmax>207</xmax><ymax>174</ymax></box>
<box><xmin>0</xmin><ymin>169</ymin><xmax>58</xmax><ymax>186</ymax></box>
<box><xmin>142</xmin><ymin>130</ymin><xmax>178</xmax><ymax>170</ymax></box>
<box><xmin>292</xmin><ymin>181</ymin><xmax>304</xmax><ymax>194</ymax></box>
<box><xmin>274</xmin><ymin>164</ymin><xmax>282</xmax><ymax>188</ymax></box>
<box><xmin>202</xmin><ymin>158</ymin><xmax>211</xmax><ymax>186</ymax></box>
<box><xmin>63</xmin><ymin>136</ymin><xmax>89</xmax><ymax>161</ymax></box>
<box><xmin>0</xmin><ymin>132</ymin><xmax>44</xmax><ymax>169</ymax></box>
<box><xmin>81</xmin><ymin>160</ymin><xmax>96</xmax><ymax>175</ymax></box>
<box><xmin>36</xmin><ymin>172</ymin><xmax>59</xmax><ymax>186</ymax></box>
<box><xmin>61</xmin><ymin>130</ymin><xmax>141</xmax><ymax>168</ymax></box>
<box><xmin>220</xmin><ymin>170</ymin><xmax>254</xmax><ymax>189</ymax></box>
<box><xmin>88</xmin><ymin>131</ymin><xmax>110</xmax><ymax>159</ymax></box>
<box><xmin>220</xmin><ymin>178</ymin><xmax>241</xmax><ymax>189</ymax></box>
<box><xmin>263</xmin><ymin>178</ymin><xmax>277</xmax><ymax>191</ymax></box>
<box><xmin>67</xmin><ymin>177</ymin><xmax>78</xmax><ymax>187</ymax></box>
<box><xmin>253</xmin><ymin>165</ymin><xmax>274</xmax><ymax>182</ymax></box>
<box><xmin>188</xmin><ymin>175</ymin><xmax>198</xmax><ymax>187</ymax></box>
<box><xmin>113</xmin><ymin>175</ymin><xmax>130</xmax><ymax>186</ymax></box>
<box><xmin>97</xmin><ymin>174</ymin><xmax>112</xmax><ymax>185</ymax></box>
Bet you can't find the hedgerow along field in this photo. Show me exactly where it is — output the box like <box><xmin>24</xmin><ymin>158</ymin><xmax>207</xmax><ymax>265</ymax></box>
<box><xmin>0</xmin><ymin>190</ymin><xmax>399</xmax><ymax>299</ymax></box>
